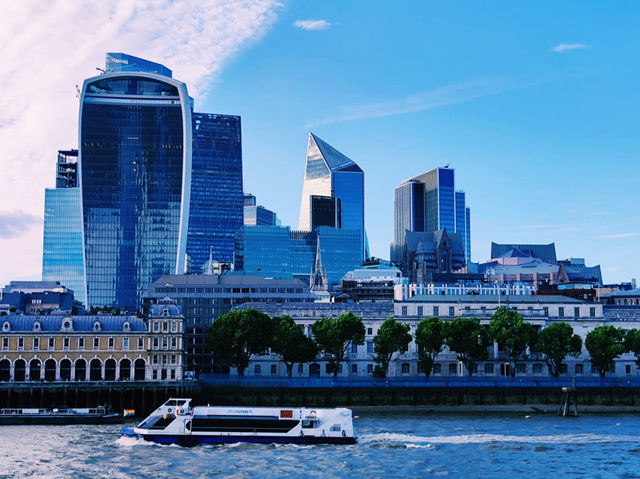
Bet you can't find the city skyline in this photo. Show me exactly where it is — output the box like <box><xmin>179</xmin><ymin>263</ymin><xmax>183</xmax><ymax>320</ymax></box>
<box><xmin>1</xmin><ymin>1</ymin><xmax>639</xmax><ymax>287</ymax></box>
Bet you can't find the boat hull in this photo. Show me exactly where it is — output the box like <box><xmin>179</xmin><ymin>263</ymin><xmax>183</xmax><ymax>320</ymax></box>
<box><xmin>121</xmin><ymin>428</ymin><xmax>356</xmax><ymax>446</ymax></box>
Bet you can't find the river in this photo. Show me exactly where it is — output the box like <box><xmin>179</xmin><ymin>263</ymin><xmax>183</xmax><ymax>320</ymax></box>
<box><xmin>1</xmin><ymin>413</ymin><xmax>639</xmax><ymax>478</ymax></box>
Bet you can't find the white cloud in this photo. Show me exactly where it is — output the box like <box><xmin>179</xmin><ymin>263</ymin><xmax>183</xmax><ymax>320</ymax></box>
<box><xmin>0</xmin><ymin>0</ymin><xmax>281</xmax><ymax>286</ymax></box>
<box><xmin>594</xmin><ymin>233</ymin><xmax>637</xmax><ymax>239</ymax></box>
<box><xmin>293</xmin><ymin>19</ymin><xmax>332</xmax><ymax>31</ymax></box>
<box><xmin>310</xmin><ymin>77</ymin><xmax>532</xmax><ymax>126</ymax></box>
<box><xmin>552</xmin><ymin>43</ymin><xmax>589</xmax><ymax>53</ymax></box>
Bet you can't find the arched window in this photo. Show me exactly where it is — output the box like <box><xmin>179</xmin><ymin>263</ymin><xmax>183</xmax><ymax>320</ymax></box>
<box><xmin>105</xmin><ymin>358</ymin><xmax>116</xmax><ymax>381</ymax></box>
<box><xmin>134</xmin><ymin>358</ymin><xmax>146</xmax><ymax>381</ymax></box>
<box><xmin>90</xmin><ymin>358</ymin><xmax>102</xmax><ymax>381</ymax></box>
<box><xmin>0</xmin><ymin>359</ymin><xmax>10</xmax><ymax>381</ymax></box>
<box><xmin>401</xmin><ymin>363</ymin><xmax>410</xmax><ymax>374</ymax></box>
<box><xmin>2</xmin><ymin>321</ymin><xmax>10</xmax><ymax>332</ymax></box>
<box><xmin>14</xmin><ymin>359</ymin><xmax>26</xmax><ymax>382</ymax></box>
<box><xmin>75</xmin><ymin>359</ymin><xmax>87</xmax><ymax>381</ymax></box>
<box><xmin>123</xmin><ymin>322</ymin><xmax>130</xmax><ymax>332</ymax></box>
<box><xmin>44</xmin><ymin>359</ymin><xmax>56</xmax><ymax>381</ymax></box>
<box><xmin>93</xmin><ymin>321</ymin><xmax>101</xmax><ymax>332</ymax></box>
<box><xmin>60</xmin><ymin>359</ymin><xmax>72</xmax><ymax>381</ymax></box>
<box><xmin>120</xmin><ymin>358</ymin><xmax>131</xmax><ymax>380</ymax></box>
<box><xmin>29</xmin><ymin>359</ymin><xmax>41</xmax><ymax>381</ymax></box>
<box><xmin>33</xmin><ymin>321</ymin><xmax>41</xmax><ymax>332</ymax></box>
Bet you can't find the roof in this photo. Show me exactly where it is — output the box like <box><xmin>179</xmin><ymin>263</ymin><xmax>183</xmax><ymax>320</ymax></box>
<box><xmin>490</xmin><ymin>242</ymin><xmax>557</xmax><ymax>264</ymax></box>
<box><xmin>0</xmin><ymin>315</ymin><xmax>146</xmax><ymax>332</ymax></box>
<box><xmin>403</xmin><ymin>295</ymin><xmax>584</xmax><ymax>304</ymax></box>
<box><xmin>309</xmin><ymin>133</ymin><xmax>362</xmax><ymax>173</ymax></box>
<box><xmin>149</xmin><ymin>274</ymin><xmax>308</xmax><ymax>289</ymax></box>
<box><xmin>609</xmin><ymin>288</ymin><xmax>640</xmax><ymax>298</ymax></box>
<box><xmin>406</xmin><ymin>229</ymin><xmax>464</xmax><ymax>255</ymax></box>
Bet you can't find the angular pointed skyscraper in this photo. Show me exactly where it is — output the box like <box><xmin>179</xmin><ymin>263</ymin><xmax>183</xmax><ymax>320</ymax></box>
<box><xmin>298</xmin><ymin>133</ymin><xmax>365</xmax><ymax>260</ymax></box>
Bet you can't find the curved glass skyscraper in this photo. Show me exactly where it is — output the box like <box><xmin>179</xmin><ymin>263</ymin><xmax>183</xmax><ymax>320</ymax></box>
<box><xmin>79</xmin><ymin>71</ymin><xmax>192</xmax><ymax>310</ymax></box>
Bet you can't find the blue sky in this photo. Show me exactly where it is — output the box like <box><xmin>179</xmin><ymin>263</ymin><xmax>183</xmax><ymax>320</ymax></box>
<box><xmin>203</xmin><ymin>1</ymin><xmax>639</xmax><ymax>283</ymax></box>
<box><xmin>0</xmin><ymin>0</ymin><xmax>638</xmax><ymax>285</ymax></box>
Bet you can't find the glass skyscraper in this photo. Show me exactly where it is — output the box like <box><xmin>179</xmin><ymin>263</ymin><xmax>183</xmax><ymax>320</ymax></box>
<box><xmin>298</xmin><ymin>133</ymin><xmax>365</xmax><ymax>260</ymax></box>
<box><xmin>42</xmin><ymin>150</ymin><xmax>85</xmax><ymax>305</ymax></box>
<box><xmin>79</xmin><ymin>67</ymin><xmax>192</xmax><ymax>310</ymax></box>
<box><xmin>391</xmin><ymin>167</ymin><xmax>471</xmax><ymax>265</ymax></box>
<box><xmin>186</xmin><ymin>113</ymin><xmax>243</xmax><ymax>272</ymax></box>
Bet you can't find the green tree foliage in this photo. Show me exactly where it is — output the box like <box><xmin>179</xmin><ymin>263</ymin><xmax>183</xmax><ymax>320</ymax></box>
<box><xmin>625</xmin><ymin>329</ymin><xmax>640</xmax><ymax>368</ymax></box>
<box><xmin>207</xmin><ymin>309</ymin><xmax>275</xmax><ymax>376</ymax></box>
<box><xmin>489</xmin><ymin>307</ymin><xmax>536</xmax><ymax>376</ymax></box>
<box><xmin>415</xmin><ymin>317</ymin><xmax>446</xmax><ymax>377</ymax></box>
<box><xmin>272</xmin><ymin>316</ymin><xmax>319</xmax><ymax>377</ymax></box>
<box><xmin>585</xmin><ymin>325</ymin><xmax>626</xmax><ymax>377</ymax></box>
<box><xmin>312</xmin><ymin>313</ymin><xmax>365</xmax><ymax>377</ymax></box>
<box><xmin>372</xmin><ymin>317</ymin><xmax>412</xmax><ymax>378</ymax></box>
<box><xmin>536</xmin><ymin>322</ymin><xmax>583</xmax><ymax>377</ymax></box>
<box><xmin>445</xmin><ymin>317</ymin><xmax>490</xmax><ymax>376</ymax></box>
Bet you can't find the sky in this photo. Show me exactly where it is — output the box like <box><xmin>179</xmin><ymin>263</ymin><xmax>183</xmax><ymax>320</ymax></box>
<box><xmin>0</xmin><ymin>0</ymin><xmax>638</xmax><ymax>286</ymax></box>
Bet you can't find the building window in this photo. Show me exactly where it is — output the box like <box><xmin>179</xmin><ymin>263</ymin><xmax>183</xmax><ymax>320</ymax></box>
<box><xmin>172</xmin><ymin>322</ymin><xmax>177</xmax><ymax>333</ymax></box>
<box><xmin>433</xmin><ymin>306</ymin><xmax>439</xmax><ymax>316</ymax></box>
<box><xmin>163</xmin><ymin>322</ymin><xmax>168</xmax><ymax>333</ymax></box>
<box><xmin>162</xmin><ymin>337</ymin><xmax>168</xmax><ymax>349</ymax></box>
<box><xmin>590</xmin><ymin>307</ymin><xmax>596</xmax><ymax>318</ymax></box>
<box><xmin>171</xmin><ymin>354</ymin><xmax>176</xmax><ymax>364</ymax></box>
<box><xmin>575</xmin><ymin>364</ymin><xmax>583</xmax><ymax>375</ymax></box>
<box><xmin>254</xmin><ymin>364</ymin><xmax>261</xmax><ymax>375</ymax></box>
<box><xmin>18</xmin><ymin>337</ymin><xmax>24</xmax><ymax>350</ymax></box>
<box><xmin>93</xmin><ymin>337</ymin><xmax>99</xmax><ymax>350</ymax></box>
<box><xmin>351</xmin><ymin>364</ymin><xmax>357</xmax><ymax>374</ymax></box>
<box><xmin>153</xmin><ymin>322</ymin><xmax>159</xmax><ymax>332</ymax></box>
<box><xmin>297</xmin><ymin>363</ymin><xmax>304</xmax><ymax>375</ymax></box>
<box><xmin>153</xmin><ymin>355</ymin><xmax>158</xmax><ymax>364</ymax></box>
<box><xmin>153</xmin><ymin>338</ymin><xmax>159</xmax><ymax>349</ymax></box>
<box><xmin>401</xmin><ymin>306</ymin><xmax>407</xmax><ymax>316</ymax></box>
<box><xmin>123</xmin><ymin>337</ymin><xmax>129</xmax><ymax>350</ymax></box>
<box><xmin>171</xmin><ymin>337</ymin><xmax>176</xmax><ymax>349</ymax></box>
<box><xmin>107</xmin><ymin>337</ymin><xmax>114</xmax><ymax>350</ymax></box>
<box><xmin>574</xmin><ymin>307</ymin><xmax>580</xmax><ymax>318</ymax></box>
<box><xmin>401</xmin><ymin>363</ymin><xmax>410</xmax><ymax>374</ymax></box>
<box><xmin>533</xmin><ymin>363</ymin><xmax>543</xmax><ymax>374</ymax></box>
<box><xmin>591</xmin><ymin>364</ymin><xmax>598</xmax><ymax>375</ymax></box>
<box><xmin>484</xmin><ymin>363</ymin><xmax>494</xmax><ymax>374</ymax></box>
<box><xmin>449</xmin><ymin>306</ymin><xmax>455</xmax><ymax>316</ymax></box>
<box><xmin>63</xmin><ymin>337</ymin><xmax>69</xmax><ymax>350</ymax></box>
<box><xmin>433</xmin><ymin>363</ymin><xmax>441</xmax><ymax>374</ymax></box>
<box><xmin>626</xmin><ymin>364</ymin><xmax>632</xmax><ymax>375</ymax></box>
<box><xmin>559</xmin><ymin>307</ymin><xmax>565</xmax><ymax>318</ymax></box>
<box><xmin>48</xmin><ymin>337</ymin><xmax>55</xmax><ymax>350</ymax></box>
<box><xmin>559</xmin><ymin>363</ymin><xmax>568</xmax><ymax>375</ymax></box>
<box><xmin>367</xmin><ymin>364</ymin><xmax>373</xmax><ymax>374</ymax></box>
<box><xmin>138</xmin><ymin>337</ymin><xmax>144</xmax><ymax>350</ymax></box>
<box><xmin>170</xmin><ymin>369</ymin><xmax>176</xmax><ymax>379</ymax></box>
<box><xmin>33</xmin><ymin>337</ymin><xmax>39</xmax><ymax>350</ymax></box>
<box><xmin>2</xmin><ymin>337</ymin><xmax>7</xmax><ymax>350</ymax></box>
<box><xmin>367</xmin><ymin>327</ymin><xmax>373</xmax><ymax>336</ymax></box>
<box><xmin>152</xmin><ymin>370</ymin><xmax>157</xmax><ymax>380</ymax></box>
<box><xmin>78</xmin><ymin>337</ymin><xmax>84</xmax><ymax>350</ymax></box>
<box><xmin>449</xmin><ymin>363</ymin><xmax>457</xmax><ymax>376</ymax></box>
<box><xmin>516</xmin><ymin>363</ymin><xmax>526</xmax><ymax>374</ymax></box>
<box><xmin>367</xmin><ymin>341</ymin><xmax>373</xmax><ymax>354</ymax></box>
<box><xmin>417</xmin><ymin>306</ymin><xmax>423</xmax><ymax>317</ymax></box>
<box><xmin>543</xmin><ymin>307</ymin><xmax>549</xmax><ymax>316</ymax></box>
<box><xmin>162</xmin><ymin>355</ymin><xmax>167</xmax><ymax>364</ymax></box>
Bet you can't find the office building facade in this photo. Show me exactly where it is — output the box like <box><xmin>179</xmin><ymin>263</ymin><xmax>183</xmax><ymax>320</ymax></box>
<box><xmin>298</xmin><ymin>133</ymin><xmax>365</xmax><ymax>260</ymax></box>
<box><xmin>186</xmin><ymin>113</ymin><xmax>243</xmax><ymax>272</ymax></box>
<box><xmin>243</xmin><ymin>194</ymin><xmax>278</xmax><ymax>226</ymax></box>
<box><xmin>79</xmin><ymin>63</ymin><xmax>192</xmax><ymax>310</ymax></box>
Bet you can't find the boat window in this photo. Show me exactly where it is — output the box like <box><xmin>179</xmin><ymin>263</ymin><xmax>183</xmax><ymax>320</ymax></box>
<box><xmin>330</xmin><ymin>424</ymin><xmax>341</xmax><ymax>432</ymax></box>
<box><xmin>185</xmin><ymin>420</ymin><xmax>192</xmax><ymax>432</ymax></box>
<box><xmin>191</xmin><ymin>416</ymin><xmax>299</xmax><ymax>433</ymax></box>
<box><xmin>138</xmin><ymin>414</ymin><xmax>176</xmax><ymax>430</ymax></box>
<box><xmin>302</xmin><ymin>419</ymin><xmax>318</xmax><ymax>429</ymax></box>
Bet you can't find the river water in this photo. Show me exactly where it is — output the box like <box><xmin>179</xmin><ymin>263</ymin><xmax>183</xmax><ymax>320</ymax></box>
<box><xmin>1</xmin><ymin>413</ymin><xmax>639</xmax><ymax>478</ymax></box>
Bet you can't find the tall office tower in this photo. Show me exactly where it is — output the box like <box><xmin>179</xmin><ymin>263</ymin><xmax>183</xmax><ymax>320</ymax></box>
<box><xmin>79</xmin><ymin>59</ymin><xmax>192</xmax><ymax>310</ymax></box>
<box><xmin>186</xmin><ymin>113</ymin><xmax>243</xmax><ymax>272</ymax></box>
<box><xmin>298</xmin><ymin>132</ymin><xmax>365</xmax><ymax>260</ymax></box>
<box><xmin>105</xmin><ymin>52</ymin><xmax>173</xmax><ymax>77</ymax></box>
<box><xmin>391</xmin><ymin>166</ymin><xmax>471</xmax><ymax>266</ymax></box>
<box><xmin>243</xmin><ymin>194</ymin><xmax>278</xmax><ymax>226</ymax></box>
<box><xmin>42</xmin><ymin>150</ymin><xmax>86</xmax><ymax>305</ymax></box>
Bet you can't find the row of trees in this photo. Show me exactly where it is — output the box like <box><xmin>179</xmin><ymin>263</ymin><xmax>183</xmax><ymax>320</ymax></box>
<box><xmin>207</xmin><ymin>307</ymin><xmax>640</xmax><ymax>379</ymax></box>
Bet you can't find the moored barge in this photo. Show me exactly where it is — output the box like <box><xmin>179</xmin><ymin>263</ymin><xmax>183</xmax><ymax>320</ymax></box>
<box><xmin>0</xmin><ymin>406</ymin><xmax>122</xmax><ymax>425</ymax></box>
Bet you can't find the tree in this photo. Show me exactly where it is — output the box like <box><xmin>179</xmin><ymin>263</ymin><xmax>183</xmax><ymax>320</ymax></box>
<box><xmin>536</xmin><ymin>322</ymin><xmax>583</xmax><ymax>377</ymax></box>
<box><xmin>272</xmin><ymin>316</ymin><xmax>318</xmax><ymax>377</ymax></box>
<box><xmin>489</xmin><ymin>307</ymin><xmax>536</xmax><ymax>377</ymax></box>
<box><xmin>372</xmin><ymin>317</ymin><xmax>412</xmax><ymax>378</ymax></box>
<box><xmin>415</xmin><ymin>317</ymin><xmax>446</xmax><ymax>377</ymax></box>
<box><xmin>445</xmin><ymin>317</ymin><xmax>490</xmax><ymax>376</ymax></box>
<box><xmin>207</xmin><ymin>309</ymin><xmax>275</xmax><ymax>376</ymax></box>
<box><xmin>312</xmin><ymin>313</ymin><xmax>365</xmax><ymax>377</ymax></box>
<box><xmin>625</xmin><ymin>329</ymin><xmax>640</xmax><ymax>368</ymax></box>
<box><xmin>585</xmin><ymin>326</ymin><xmax>626</xmax><ymax>377</ymax></box>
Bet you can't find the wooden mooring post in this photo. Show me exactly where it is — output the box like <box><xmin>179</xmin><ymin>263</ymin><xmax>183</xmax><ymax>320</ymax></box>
<box><xmin>558</xmin><ymin>386</ymin><xmax>579</xmax><ymax>417</ymax></box>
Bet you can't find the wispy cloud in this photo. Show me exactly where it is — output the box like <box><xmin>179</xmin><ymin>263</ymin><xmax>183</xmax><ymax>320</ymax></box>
<box><xmin>310</xmin><ymin>77</ymin><xmax>532</xmax><ymax>126</ymax></box>
<box><xmin>0</xmin><ymin>0</ymin><xmax>281</xmax><ymax>285</ymax></box>
<box><xmin>593</xmin><ymin>233</ymin><xmax>637</xmax><ymax>239</ymax></box>
<box><xmin>0</xmin><ymin>211</ymin><xmax>41</xmax><ymax>238</ymax></box>
<box><xmin>552</xmin><ymin>43</ymin><xmax>589</xmax><ymax>53</ymax></box>
<box><xmin>294</xmin><ymin>19</ymin><xmax>332</xmax><ymax>31</ymax></box>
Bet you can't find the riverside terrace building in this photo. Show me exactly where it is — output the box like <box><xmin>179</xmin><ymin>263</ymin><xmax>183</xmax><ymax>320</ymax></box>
<box><xmin>0</xmin><ymin>306</ymin><xmax>184</xmax><ymax>383</ymax></box>
<box><xmin>142</xmin><ymin>274</ymin><xmax>315</xmax><ymax>374</ymax></box>
<box><xmin>233</xmin><ymin>297</ymin><xmax>640</xmax><ymax>379</ymax></box>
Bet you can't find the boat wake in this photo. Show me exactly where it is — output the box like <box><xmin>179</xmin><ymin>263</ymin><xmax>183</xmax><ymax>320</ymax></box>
<box><xmin>115</xmin><ymin>436</ymin><xmax>152</xmax><ymax>447</ymax></box>
<box><xmin>360</xmin><ymin>432</ymin><xmax>640</xmax><ymax>446</ymax></box>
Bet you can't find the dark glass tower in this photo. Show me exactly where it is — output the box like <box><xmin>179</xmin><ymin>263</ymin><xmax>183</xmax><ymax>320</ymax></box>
<box><xmin>298</xmin><ymin>133</ymin><xmax>365</xmax><ymax>260</ymax></box>
<box><xmin>79</xmin><ymin>71</ymin><xmax>192</xmax><ymax>310</ymax></box>
<box><xmin>392</xmin><ymin>167</ymin><xmax>471</xmax><ymax>266</ymax></box>
<box><xmin>186</xmin><ymin>113</ymin><xmax>243</xmax><ymax>272</ymax></box>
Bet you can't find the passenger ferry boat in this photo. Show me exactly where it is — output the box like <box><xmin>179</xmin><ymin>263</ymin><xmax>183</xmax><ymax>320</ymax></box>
<box><xmin>121</xmin><ymin>398</ymin><xmax>356</xmax><ymax>445</ymax></box>
<box><xmin>0</xmin><ymin>406</ymin><xmax>122</xmax><ymax>425</ymax></box>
